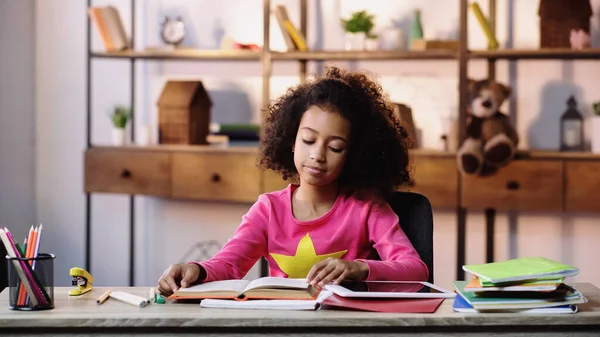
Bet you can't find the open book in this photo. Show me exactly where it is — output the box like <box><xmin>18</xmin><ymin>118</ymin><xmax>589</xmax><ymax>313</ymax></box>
<box><xmin>171</xmin><ymin>277</ymin><xmax>320</xmax><ymax>301</ymax></box>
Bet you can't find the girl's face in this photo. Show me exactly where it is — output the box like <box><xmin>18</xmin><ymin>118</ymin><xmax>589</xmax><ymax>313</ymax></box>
<box><xmin>293</xmin><ymin>105</ymin><xmax>350</xmax><ymax>189</ymax></box>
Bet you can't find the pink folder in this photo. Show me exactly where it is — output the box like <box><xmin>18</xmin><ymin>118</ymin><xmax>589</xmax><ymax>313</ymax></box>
<box><xmin>322</xmin><ymin>294</ymin><xmax>445</xmax><ymax>313</ymax></box>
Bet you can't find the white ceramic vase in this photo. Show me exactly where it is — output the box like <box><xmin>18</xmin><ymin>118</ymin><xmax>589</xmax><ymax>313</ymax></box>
<box><xmin>592</xmin><ymin>116</ymin><xmax>600</xmax><ymax>153</ymax></box>
<box><xmin>364</xmin><ymin>38</ymin><xmax>378</xmax><ymax>51</ymax></box>
<box><xmin>137</xmin><ymin>124</ymin><xmax>152</xmax><ymax>145</ymax></box>
<box><xmin>379</xmin><ymin>28</ymin><xmax>404</xmax><ymax>50</ymax></box>
<box><xmin>345</xmin><ymin>32</ymin><xmax>366</xmax><ymax>51</ymax></box>
<box><xmin>112</xmin><ymin>128</ymin><xmax>126</xmax><ymax>146</ymax></box>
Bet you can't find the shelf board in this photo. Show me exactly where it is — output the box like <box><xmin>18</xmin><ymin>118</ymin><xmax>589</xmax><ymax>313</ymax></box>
<box><xmin>90</xmin><ymin>48</ymin><xmax>261</xmax><ymax>61</ymax></box>
<box><xmin>89</xmin><ymin>48</ymin><xmax>600</xmax><ymax>61</ymax></box>
<box><xmin>271</xmin><ymin>50</ymin><xmax>457</xmax><ymax>61</ymax></box>
<box><xmin>88</xmin><ymin>145</ymin><xmax>600</xmax><ymax>161</ymax></box>
<box><xmin>515</xmin><ymin>149</ymin><xmax>600</xmax><ymax>160</ymax></box>
<box><xmin>470</xmin><ymin>48</ymin><xmax>600</xmax><ymax>60</ymax></box>
<box><xmin>88</xmin><ymin>144</ymin><xmax>455</xmax><ymax>157</ymax></box>
<box><xmin>90</xmin><ymin>144</ymin><xmax>261</xmax><ymax>154</ymax></box>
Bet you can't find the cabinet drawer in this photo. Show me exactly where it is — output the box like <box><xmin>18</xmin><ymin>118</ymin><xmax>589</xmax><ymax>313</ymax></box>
<box><xmin>565</xmin><ymin>161</ymin><xmax>600</xmax><ymax>212</ymax></box>
<box><xmin>407</xmin><ymin>156</ymin><xmax>458</xmax><ymax>208</ymax></box>
<box><xmin>84</xmin><ymin>148</ymin><xmax>171</xmax><ymax>196</ymax></box>
<box><xmin>262</xmin><ymin>169</ymin><xmax>290</xmax><ymax>193</ymax></box>
<box><xmin>172</xmin><ymin>152</ymin><xmax>260</xmax><ymax>203</ymax></box>
<box><xmin>461</xmin><ymin>160</ymin><xmax>563</xmax><ymax>211</ymax></box>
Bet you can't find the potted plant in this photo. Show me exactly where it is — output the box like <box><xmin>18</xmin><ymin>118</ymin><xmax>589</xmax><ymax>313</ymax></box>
<box><xmin>592</xmin><ymin>101</ymin><xmax>600</xmax><ymax>153</ymax></box>
<box><xmin>341</xmin><ymin>10</ymin><xmax>375</xmax><ymax>50</ymax></box>
<box><xmin>365</xmin><ymin>33</ymin><xmax>379</xmax><ymax>51</ymax></box>
<box><xmin>110</xmin><ymin>105</ymin><xmax>131</xmax><ymax>146</ymax></box>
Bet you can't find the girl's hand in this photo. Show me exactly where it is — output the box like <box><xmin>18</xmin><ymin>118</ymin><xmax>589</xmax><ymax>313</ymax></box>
<box><xmin>157</xmin><ymin>263</ymin><xmax>203</xmax><ymax>296</ymax></box>
<box><xmin>305</xmin><ymin>258</ymin><xmax>369</xmax><ymax>287</ymax></box>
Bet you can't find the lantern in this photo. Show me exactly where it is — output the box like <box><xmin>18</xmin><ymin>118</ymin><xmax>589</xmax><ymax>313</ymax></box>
<box><xmin>560</xmin><ymin>95</ymin><xmax>584</xmax><ymax>151</ymax></box>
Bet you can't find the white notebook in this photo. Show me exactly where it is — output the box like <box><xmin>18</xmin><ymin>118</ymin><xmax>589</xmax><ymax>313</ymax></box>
<box><xmin>199</xmin><ymin>290</ymin><xmax>333</xmax><ymax>311</ymax></box>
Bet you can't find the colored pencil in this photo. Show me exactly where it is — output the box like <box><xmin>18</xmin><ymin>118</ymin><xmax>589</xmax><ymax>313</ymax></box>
<box><xmin>0</xmin><ymin>229</ymin><xmax>41</xmax><ymax>306</ymax></box>
<box><xmin>97</xmin><ymin>290</ymin><xmax>112</xmax><ymax>304</ymax></box>
<box><xmin>17</xmin><ymin>226</ymin><xmax>34</xmax><ymax>306</ymax></box>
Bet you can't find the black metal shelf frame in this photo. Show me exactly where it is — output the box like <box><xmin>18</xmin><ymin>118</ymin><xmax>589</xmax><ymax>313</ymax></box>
<box><xmin>86</xmin><ymin>0</ymin><xmax>137</xmax><ymax>286</ymax></box>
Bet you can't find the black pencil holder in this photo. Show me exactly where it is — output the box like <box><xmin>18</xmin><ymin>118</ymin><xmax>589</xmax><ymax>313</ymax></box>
<box><xmin>6</xmin><ymin>253</ymin><xmax>55</xmax><ymax>311</ymax></box>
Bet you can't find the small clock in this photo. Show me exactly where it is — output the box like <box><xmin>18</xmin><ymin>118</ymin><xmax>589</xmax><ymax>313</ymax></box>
<box><xmin>160</xmin><ymin>16</ymin><xmax>186</xmax><ymax>47</ymax></box>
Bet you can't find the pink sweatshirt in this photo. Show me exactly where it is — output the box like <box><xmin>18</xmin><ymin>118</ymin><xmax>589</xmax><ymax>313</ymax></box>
<box><xmin>195</xmin><ymin>184</ymin><xmax>429</xmax><ymax>283</ymax></box>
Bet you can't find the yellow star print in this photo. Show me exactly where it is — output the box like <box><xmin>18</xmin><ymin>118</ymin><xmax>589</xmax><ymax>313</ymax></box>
<box><xmin>270</xmin><ymin>233</ymin><xmax>347</xmax><ymax>278</ymax></box>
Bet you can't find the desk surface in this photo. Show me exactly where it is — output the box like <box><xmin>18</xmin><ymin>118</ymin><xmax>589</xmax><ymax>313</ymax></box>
<box><xmin>1</xmin><ymin>283</ymin><xmax>600</xmax><ymax>336</ymax></box>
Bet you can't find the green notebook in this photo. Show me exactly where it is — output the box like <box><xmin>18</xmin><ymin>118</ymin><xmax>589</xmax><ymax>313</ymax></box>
<box><xmin>462</xmin><ymin>257</ymin><xmax>579</xmax><ymax>284</ymax></box>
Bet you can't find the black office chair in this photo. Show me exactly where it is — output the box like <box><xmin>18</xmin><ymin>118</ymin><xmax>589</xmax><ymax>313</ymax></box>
<box><xmin>386</xmin><ymin>191</ymin><xmax>434</xmax><ymax>284</ymax></box>
<box><xmin>0</xmin><ymin>242</ymin><xmax>7</xmax><ymax>293</ymax></box>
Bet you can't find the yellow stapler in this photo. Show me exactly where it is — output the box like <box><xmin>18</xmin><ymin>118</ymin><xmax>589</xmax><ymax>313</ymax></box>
<box><xmin>69</xmin><ymin>267</ymin><xmax>94</xmax><ymax>296</ymax></box>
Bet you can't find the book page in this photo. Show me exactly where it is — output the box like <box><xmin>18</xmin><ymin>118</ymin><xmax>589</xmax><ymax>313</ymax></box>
<box><xmin>176</xmin><ymin>279</ymin><xmax>249</xmax><ymax>294</ymax></box>
<box><xmin>200</xmin><ymin>290</ymin><xmax>333</xmax><ymax>311</ymax></box>
<box><xmin>243</xmin><ymin>277</ymin><xmax>309</xmax><ymax>293</ymax></box>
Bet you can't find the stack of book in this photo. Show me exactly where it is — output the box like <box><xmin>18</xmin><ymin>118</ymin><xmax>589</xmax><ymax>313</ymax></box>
<box><xmin>453</xmin><ymin>257</ymin><xmax>587</xmax><ymax>314</ymax></box>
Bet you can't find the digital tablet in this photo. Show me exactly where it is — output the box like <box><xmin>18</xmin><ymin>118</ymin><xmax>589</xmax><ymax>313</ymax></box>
<box><xmin>325</xmin><ymin>281</ymin><xmax>456</xmax><ymax>299</ymax></box>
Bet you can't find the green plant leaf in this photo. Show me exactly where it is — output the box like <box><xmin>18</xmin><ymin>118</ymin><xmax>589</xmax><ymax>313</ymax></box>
<box><xmin>341</xmin><ymin>10</ymin><xmax>375</xmax><ymax>34</ymax></box>
<box><xmin>110</xmin><ymin>105</ymin><xmax>131</xmax><ymax>128</ymax></box>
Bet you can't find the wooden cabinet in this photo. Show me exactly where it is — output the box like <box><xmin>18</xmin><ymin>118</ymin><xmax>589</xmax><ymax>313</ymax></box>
<box><xmin>565</xmin><ymin>161</ymin><xmax>600</xmax><ymax>212</ymax></box>
<box><xmin>262</xmin><ymin>169</ymin><xmax>290</xmax><ymax>193</ymax></box>
<box><xmin>461</xmin><ymin>160</ymin><xmax>563</xmax><ymax>211</ymax></box>
<box><xmin>84</xmin><ymin>147</ymin><xmax>600</xmax><ymax>214</ymax></box>
<box><xmin>406</xmin><ymin>155</ymin><xmax>458</xmax><ymax>208</ymax></box>
<box><xmin>84</xmin><ymin>147</ymin><xmax>171</xmax><ymax>196</ymax></box>
<box><xmin>171</xmin><ymin>151</ymin><xmax>261</xmax><ymax>203</ymax></box>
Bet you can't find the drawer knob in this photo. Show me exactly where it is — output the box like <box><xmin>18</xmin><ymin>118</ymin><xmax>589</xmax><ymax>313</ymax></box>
<box><xmin>120</xmin><ymin>169</ymin><xmax>132</xmax><ymax>179</ymax></box>
<box><xmin>505</xmin><ymin>180</ymin><xmax>520</xmax><ymax>190</ymax></box>
<box><xmin>211</xmin><ymin>173</ymin><xmax>221</xmax><ymax>182</ymax></box>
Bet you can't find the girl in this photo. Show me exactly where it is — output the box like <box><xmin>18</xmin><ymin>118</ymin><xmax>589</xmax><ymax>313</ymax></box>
<box><xmin>158</xmin><ymin>66</ymin><xmax>428</xmax><ymax>296</ymax></box>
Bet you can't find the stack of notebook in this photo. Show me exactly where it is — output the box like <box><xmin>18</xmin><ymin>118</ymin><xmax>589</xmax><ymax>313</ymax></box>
<box><xmin>453</xmin><ymin>257</ymin><xmax>587</xmax><ymax>314</ymax></box>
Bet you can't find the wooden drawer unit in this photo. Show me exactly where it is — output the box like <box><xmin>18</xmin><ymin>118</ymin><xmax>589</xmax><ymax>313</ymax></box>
<box><xmin>262</xmin><ymin>169</ymin><xmax>290</xmax><ymax>193</ymax></box>
<box><xmin>406</xmin><ymin>155</ymin><xmax>458</xmax><ymax>208</ymax></box>
<box><xmin>565</xmin><ymin>161</ymin><xmax>600</xmax><ymax>212</ymax></box>
<box><xmin>461</xmin><ymin>160</ymin><xmax>563</xmax><ymax>211</ymax></box>
<box><xmin>84</xmin><ymin>148</ymin><xmax>171</xmax><ymax>196</ymax></box>
<box><xmin>172</xmin><ymin>151</ymin><xmax>261</xmax><ymax>203</ymax></box>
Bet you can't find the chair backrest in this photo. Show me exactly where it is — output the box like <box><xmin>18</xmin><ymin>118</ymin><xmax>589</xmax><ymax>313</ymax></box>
<box><xmin>386</xmin><ymin>191</ymin><xmax>434</xmax><ymax>284</ymax></box>
<box><xmin>0</xmin><ymin>243</ymin><xmax>7</xmax><ymax>293</ymax></box>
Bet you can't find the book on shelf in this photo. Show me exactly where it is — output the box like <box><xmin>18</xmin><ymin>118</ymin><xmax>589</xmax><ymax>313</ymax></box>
<box><xmin>469</xmin><ymin>2</ymin><xmax>499</xmax><ymax>49</ymax></box>
<box><xmin>272</xmin><ymin>5</ymin><xmax>307</xmax><ymax>51</ymax></box>
<box><xmin>171</xmin><ymin>276</ymin><xmax>320</xmax><ymax>301</ymax></box>
<box><xmin>272</xmin><ymin>5</ymin><xmax>297</xmax><ymax>51</ymax></box>
<box><xmin>88</xmin><ymin>6</ymin><xmax>129</xmax><ymax>52</ymax></box>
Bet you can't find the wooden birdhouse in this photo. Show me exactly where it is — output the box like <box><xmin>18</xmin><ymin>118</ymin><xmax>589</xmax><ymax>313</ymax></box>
<box><xmin>538</xmin><ymin>0</ymin><xmax>592</xmax><ymax>48</ymax></box>
<box><xmin>157</xmin><ymin>80</ymin><xmax>212</xmax><ymax>145</ymax></box>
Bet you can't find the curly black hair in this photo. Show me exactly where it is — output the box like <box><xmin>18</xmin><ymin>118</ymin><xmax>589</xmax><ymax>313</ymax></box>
<box><xmin>259</xmin><ymin>66</ymin><xmax>412</xmax><ymax>198</ymax></box>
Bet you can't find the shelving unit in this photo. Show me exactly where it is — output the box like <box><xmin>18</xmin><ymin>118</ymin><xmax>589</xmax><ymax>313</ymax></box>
<box><xmin>85</xmin><ymin>0</ymin><xmax>600</xmax><ymax>286</ymax></box>
<box><xmin>461</xmin><ymin>0</ymin><xmax>600</xmax><ymax>280</ymax></box>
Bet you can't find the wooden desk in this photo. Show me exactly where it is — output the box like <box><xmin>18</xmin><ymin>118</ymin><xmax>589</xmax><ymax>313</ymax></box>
<box><xmin>1</xmin><ymin>283</ymin><xmax>600</xmax><ymax>336</ymax></box>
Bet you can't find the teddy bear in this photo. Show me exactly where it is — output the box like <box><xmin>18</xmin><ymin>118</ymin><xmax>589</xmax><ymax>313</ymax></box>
<box><xmin>457</xmin><ymin>78</ymin><xmax>519</xmax><ymax>176</ymax></box>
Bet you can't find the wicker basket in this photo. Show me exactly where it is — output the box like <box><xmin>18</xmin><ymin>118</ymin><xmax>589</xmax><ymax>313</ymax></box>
<box><xmin>538</xmin><ymin>0</ymin><xmax>592</xmax><ymax>48</ymax></box>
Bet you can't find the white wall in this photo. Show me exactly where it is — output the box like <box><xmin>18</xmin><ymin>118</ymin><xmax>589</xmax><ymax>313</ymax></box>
<box><xmin>31</xmin><ymin>0</ymin><xmax>600</xmax><ymax>290</ymax></box>
<box><xmin>0</xmin><ymin>1</ymin><xmax>36</xmax><ymax>243</ymax></box>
